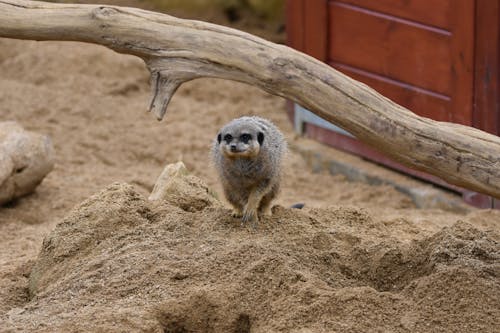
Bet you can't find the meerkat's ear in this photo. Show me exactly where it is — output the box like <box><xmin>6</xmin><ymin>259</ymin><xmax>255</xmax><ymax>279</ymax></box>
<box><xmin>257</xmin><ymin>132</ymin><xmax>264</xmax><ymax>145</ymax></box>
<box><xmin>217</xmin><ymin>133</ymin><xmax>222</xmax><ymax>144</ymax></box>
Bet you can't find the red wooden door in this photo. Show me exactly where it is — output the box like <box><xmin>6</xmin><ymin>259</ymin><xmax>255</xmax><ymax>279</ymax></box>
<box><xmin>286</xmin><ymin>0</ymin><xmax>500</xmax><ymax>207</ymax></box>
<box><xmin>288</xmin><ymin>0</ymin><xmax>475</xmax><ymax>125</ymax></box>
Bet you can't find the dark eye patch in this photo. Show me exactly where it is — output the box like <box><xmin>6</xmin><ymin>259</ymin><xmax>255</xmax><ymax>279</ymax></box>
<box><xmin>223</xmin><ymin>134</ymin><xmax>233</xmax><ymax>142</ymax></box>
<box><xmin>240</xmin><ymin>133</ymin><xmax>252</xmax><ymax>143</ymax></box>
<box><xmin>257</xmin><ymin>132</ymin><xmax>264</xmax><ymax>145</ymax></box>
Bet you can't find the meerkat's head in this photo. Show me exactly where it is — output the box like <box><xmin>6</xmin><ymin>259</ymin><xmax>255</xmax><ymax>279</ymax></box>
<box><xmin>216</xmin><ymin>122</ymin><xmax>264</xmax><ymax>159</ymax></box>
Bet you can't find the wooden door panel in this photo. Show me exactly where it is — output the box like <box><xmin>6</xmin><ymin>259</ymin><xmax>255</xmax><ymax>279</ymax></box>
<box><xmin>286</xmin><ymin>0</ymin><xmax>305</xmax><ymax>51</ymax></box>
<box><xmin>336</xmin><ymin>0</ymin><xmax>452</xmax><ymax>29</ymax></box>
<box><xmin>303</xmin><ymin>0</ymin><xmax>328</xmax><ymax>60</ymax></box>
<box><xmin>473</xmin><ymin>0</ymin><xmax>500</xmax><ymax>134</ymax></box>
<box><xmin>286</xmin><ymin>0</ymin><xmax>328</xmax><ymax>60</ymax></box>
<box><xmin>328</xmin><ymin>2</ymin><xmax>452</xmax><ymax>95</ymax></box>
<box><xmin>288</xmin><ymin>0</ymin><xmax>476</xmax><ymax>128</ymax></box>
<box><xmin>447</xmin><ymin>0</ymin><xmax>474</xmax><ymax>125</ymax></box>
<box><xmin>331</xmin><ymin>62</ymin><xmax>451</xmax><ymax>121</ymax></box>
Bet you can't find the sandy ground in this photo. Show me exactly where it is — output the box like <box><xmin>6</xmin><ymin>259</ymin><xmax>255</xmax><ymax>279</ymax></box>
<box><xmin>0</xmin><ymin>19</ymin><xmax>499</xmax><ymax>333</ymax></box>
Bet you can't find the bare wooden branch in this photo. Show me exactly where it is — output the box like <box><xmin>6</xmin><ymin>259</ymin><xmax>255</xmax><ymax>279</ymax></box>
<box><xmin>0</xmin><ymin>0</ymin><xmax>499</xmax><ymax>199</ymax></box>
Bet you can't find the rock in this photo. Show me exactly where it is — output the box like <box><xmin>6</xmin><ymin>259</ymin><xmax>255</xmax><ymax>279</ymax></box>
<box><xmin>149</xmin><ymin>161</ymin><xmax>220</xmax><ymax>211</ymax></box>
<box><xmin>0</xmin><ymin>122</ymin><xmax>54</xmax><ymax>205</ymax></box>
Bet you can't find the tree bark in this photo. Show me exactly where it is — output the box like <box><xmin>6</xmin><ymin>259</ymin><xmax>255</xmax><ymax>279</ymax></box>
<box><xmin>0</xmin><ymin>0</ymin><xmax>499</xmax><ymax>199</ymax></box>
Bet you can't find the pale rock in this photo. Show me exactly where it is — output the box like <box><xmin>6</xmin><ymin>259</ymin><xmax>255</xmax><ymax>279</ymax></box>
<box><xmin>149</xmin><ymin>161</ymin><xmax>220</xmax><ymax>211</ymax></box>
<box><xmin>0</xmin><ymin>121</ymin><xmax>54</xmax><ymax>204</ymax></box>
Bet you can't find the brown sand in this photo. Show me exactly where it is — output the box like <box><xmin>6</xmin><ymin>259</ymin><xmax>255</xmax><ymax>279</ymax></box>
<box><xmin>0</xmin><ymin>27</ymin><xmax>499</xmax><ymax>332</ymax></box>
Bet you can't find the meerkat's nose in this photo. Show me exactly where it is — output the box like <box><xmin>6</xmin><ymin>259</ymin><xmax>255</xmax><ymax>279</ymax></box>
<box><xmin>230</xmin><ymin>144</ymin><xmax>238</xmax><ymax>152</ymax></box>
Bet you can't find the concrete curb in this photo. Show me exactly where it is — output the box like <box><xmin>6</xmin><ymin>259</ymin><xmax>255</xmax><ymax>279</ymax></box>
<box><xmin>289</xmin><ymin>138</ymin><xmax>471</xmax><ymax>213</ymax></box>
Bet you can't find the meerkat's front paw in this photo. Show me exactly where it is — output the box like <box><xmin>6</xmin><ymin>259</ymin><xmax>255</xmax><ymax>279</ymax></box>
<box><xmin>231</xmin><ymin>208</ymin><xmax>243</xmax><ymax>218</ymax></box>
<box><xmin>241</xmin><ymin>209</ymin><xmax>258</xmax><ymax>226</ymax></box>
<box><xmin>257</xmin><ymin>207</ymin><xmax>271</xmax><ymax>218</ymax></box>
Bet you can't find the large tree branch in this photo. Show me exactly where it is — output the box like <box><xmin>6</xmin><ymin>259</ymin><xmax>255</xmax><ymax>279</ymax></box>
<box><xmin>1</xmin><ymin>0</ymin><xmax>499</xmax><ymax>199</ymax></box>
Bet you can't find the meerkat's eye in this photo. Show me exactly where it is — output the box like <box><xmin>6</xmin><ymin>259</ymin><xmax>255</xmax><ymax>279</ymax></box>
<box><xmin>240</xmin><ymin>133</ymin><xmax>252</xmax><ymax>143</ymax></box>
<box><xmin>223</xmin><ymin>134</ymin><xmax>233</xmax><ymax>142</ymax></box>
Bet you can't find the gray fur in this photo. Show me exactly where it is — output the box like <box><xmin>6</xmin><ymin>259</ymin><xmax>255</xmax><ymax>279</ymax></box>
<box><xmin>212</xmin><ymin>116</ymin><xmax>286</xmax><ymax>223</ymax></box>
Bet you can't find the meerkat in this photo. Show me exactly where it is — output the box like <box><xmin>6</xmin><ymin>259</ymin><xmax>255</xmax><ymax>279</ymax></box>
<box><xmin>212</xmin><ymin>116</ymin><xmax>286</xmax><ymax>225</ymax></box>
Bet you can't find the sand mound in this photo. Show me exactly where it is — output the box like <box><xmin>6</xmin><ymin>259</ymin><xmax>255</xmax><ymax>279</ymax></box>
<box><xmin>1</xmin><ymin>178</ymin><xmax>493</xmax><ymax>332</ymax></box>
